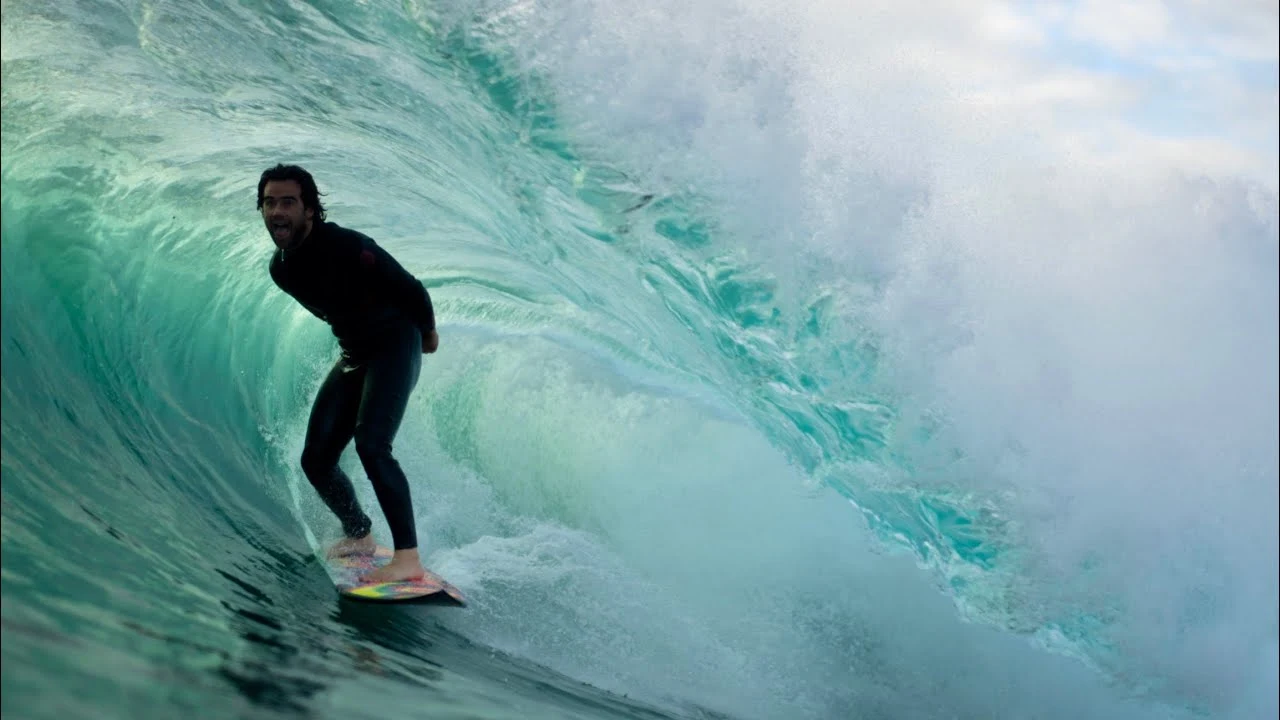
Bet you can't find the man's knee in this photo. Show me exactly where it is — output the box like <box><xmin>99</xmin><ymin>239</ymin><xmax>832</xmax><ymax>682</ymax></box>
<box><xmin>353</xmin><ymin>427</ymin><xmax>393</xmax><ymax>464</ymax></box>
<box><xmin>300</xmin><ymin>445</ymin><xmax>335</xmax><ymax>477</ymax></box>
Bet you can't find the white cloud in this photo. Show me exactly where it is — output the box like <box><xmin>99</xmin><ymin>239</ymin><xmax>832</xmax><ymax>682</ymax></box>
<box><xmin>978</xmin><ymin>2</ymin><xmax>1048</xmax><ymax>47</ymax></box>
<box><xmin>1057</xmin><ymin>0</ymin><xmax>1277</xmax><ymax>62</ymax></box>
<box><xmin>1066</xmin><ymin>0</ymin><xmax>1174</xmax><ymax>53</ymax></box>
<box><xmin>963</xmin><ymin>69</ymin><xmax>1141</xmax><ymax>110</ymax></box>
<box><xmin>1173</xmin><ymin>0</ymin><xmax>1280</xmax><ymax>61</ymax></box>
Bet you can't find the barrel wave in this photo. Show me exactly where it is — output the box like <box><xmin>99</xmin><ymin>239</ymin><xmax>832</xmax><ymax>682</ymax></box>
<box><xmin>3</xmin><ymin>1</ymin><xmax>1276</xmax><ymax>719</ymax></box>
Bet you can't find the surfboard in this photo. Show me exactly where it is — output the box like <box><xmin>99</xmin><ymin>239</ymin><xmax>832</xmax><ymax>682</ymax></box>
<box><xmin>328</xmin><ymin>546</ymin><xmax>466</xmax><ymax>605</ymax></box>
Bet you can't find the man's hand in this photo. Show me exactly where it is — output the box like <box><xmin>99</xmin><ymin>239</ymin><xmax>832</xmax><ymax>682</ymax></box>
<box><xmin>422</xmin><ymin>329</ymin><xmax>439</xmax><ymax>354</ymax></box>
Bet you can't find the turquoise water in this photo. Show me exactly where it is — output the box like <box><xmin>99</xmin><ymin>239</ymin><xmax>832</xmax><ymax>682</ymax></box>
<box><xmin>2</xmin><ymin>1</ymin><xmax>1277</xmax><ymax>719</ymax></box>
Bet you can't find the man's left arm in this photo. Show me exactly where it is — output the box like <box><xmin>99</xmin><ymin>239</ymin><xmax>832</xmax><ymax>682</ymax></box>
<box><xmin>359</xmin><ymin>239</ymin><xmax>436</xmax><ymax>342</ymax></box>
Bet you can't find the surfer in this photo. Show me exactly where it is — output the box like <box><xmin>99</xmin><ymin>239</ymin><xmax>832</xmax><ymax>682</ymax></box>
<box><xmin>257</xmin><ymin>163</ymin><xmax>436</xmax><ymax>584</ymax></box>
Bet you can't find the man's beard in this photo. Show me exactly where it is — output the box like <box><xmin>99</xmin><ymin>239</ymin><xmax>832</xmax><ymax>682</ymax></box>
<box><xmin>270</xmin><ymin>218</ymin><xmax>305</xmax><ymax>249</ymax></box>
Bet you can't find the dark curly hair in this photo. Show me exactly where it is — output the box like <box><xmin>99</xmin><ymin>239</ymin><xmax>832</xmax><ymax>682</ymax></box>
<box><xmin>256</xmin><ymin>164</ymin><xmax>327</xmax><ymax>222</ymax></box>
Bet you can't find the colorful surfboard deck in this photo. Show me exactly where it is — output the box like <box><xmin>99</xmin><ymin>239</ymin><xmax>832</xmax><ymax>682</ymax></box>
<box><xmin>328</xmin><ymin>546</ymin><xmax>466</xmax><ymax>606</ymax></box>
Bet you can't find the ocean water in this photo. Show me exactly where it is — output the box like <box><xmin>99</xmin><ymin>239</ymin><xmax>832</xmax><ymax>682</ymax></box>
<box><xmin>2</xmin><ymin>1</ymin><xmax>1277</xmax><ymax>719</ymax></box>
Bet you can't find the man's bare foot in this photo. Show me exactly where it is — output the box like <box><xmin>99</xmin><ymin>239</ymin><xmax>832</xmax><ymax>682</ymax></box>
<box><xmin>361</xmin><ymin>549</ymin><xmax>425</xmax><ymax>584</ymax></box>
<box><xmin>326</xmin><ymin>534</ymin><xmax>377</xmax><ymax>559</ymax></box>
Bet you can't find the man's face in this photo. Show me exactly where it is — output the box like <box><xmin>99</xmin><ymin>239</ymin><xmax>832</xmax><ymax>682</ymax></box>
<box><xmin>261</xmin><ymin>179</ymin><xmax>313</xmax><ymax>249</ymax></box>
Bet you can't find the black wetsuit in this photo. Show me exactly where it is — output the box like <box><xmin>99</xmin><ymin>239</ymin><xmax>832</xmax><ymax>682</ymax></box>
<box><xmin>269</xmin><ymin>220</ymin><xmax>435</xmax><ymax>550</ymax></box>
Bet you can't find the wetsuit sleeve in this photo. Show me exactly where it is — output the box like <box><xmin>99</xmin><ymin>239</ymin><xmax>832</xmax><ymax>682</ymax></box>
<box><xmin>360</xmin><ymin>240</ymin><xmax>436</xmax><ymax>335</ymax></box>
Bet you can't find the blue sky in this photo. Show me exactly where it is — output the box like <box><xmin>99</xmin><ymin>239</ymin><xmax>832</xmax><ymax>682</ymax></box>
<box><xmin>1012</xmin><ymin>0</ymin><xmax>1278</xmax><ymax>187</ymax></box>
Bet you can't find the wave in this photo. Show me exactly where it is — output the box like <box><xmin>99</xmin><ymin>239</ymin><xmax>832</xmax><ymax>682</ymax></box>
<box><xmin>2</xmin><ymin>1</ymin><xmax>1276</xmax><ymax>718</ymax></box>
